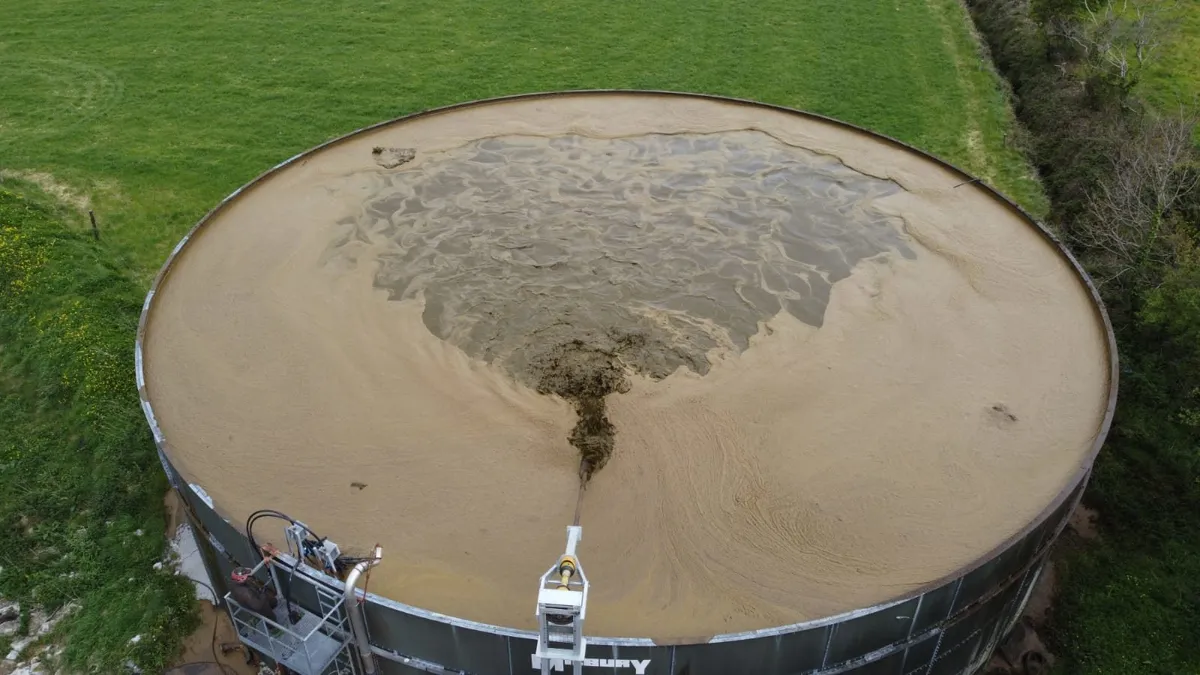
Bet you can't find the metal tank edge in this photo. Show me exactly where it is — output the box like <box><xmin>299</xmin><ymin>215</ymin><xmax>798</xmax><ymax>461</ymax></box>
<box><xmin>134</xmin><ymin>91</ymin><xmax>1119</xmax><ymax>675</ymax></box>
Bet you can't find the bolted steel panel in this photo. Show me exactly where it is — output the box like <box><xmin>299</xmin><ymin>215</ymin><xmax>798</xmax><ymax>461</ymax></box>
<box><xmin>671</xmin><ymin>625</ymin><xmax>831</xmax><ymax>674</ymax></box>
<box><xmin>824</xmin><ymin>597</ymin><xmax>920</xmax><ymax>668</ymax></box>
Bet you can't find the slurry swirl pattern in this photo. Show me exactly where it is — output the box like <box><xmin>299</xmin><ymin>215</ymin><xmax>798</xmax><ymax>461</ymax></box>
<box><xmin>335</xmin><ymin>132</ymin><xmax>913</xmax><ymax>382</ymax></box>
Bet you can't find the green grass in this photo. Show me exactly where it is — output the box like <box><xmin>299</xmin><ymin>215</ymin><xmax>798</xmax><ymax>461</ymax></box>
<box><xmin>0</xmin><ymin>182</ymin><xmax>199</xmax><ymax>672</ymax></box>
<box><xmin>1053</xmin><ymin>516</ymin><xmax>1200</xmax><ymax>674</ymax></box>
<box><xmin>1141</xmin><ymin>0</ymin><xmax>1200</xmax><ymax>111</ymax></box>
<box><xmin>0</xmin><ymin>0</ymin><xmax>1045</xmax><ymax>669</ymax></box>
<box><xmin>0</xmin><ymin>0</ymin><xmax>1046</xmax><ymax>279</ymax></box>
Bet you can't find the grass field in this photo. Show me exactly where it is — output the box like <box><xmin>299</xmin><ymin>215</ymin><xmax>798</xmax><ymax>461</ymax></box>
<box><xmin>0</xmin><ymin>0</ymin><xmax>1044</xmax><ymax>670</ymax></box>
<box><xmin>1141</xmin><ymin>0</ymin><xmax>1200</xmax><ymax>112</ymax></box>
<box><xmin>0</xmin><ymin>184</ymin><xmax>198</xmax><ymax>672</ymax></box>
<box><xmin>0</xmin><ymin>0</ymin><xmax>1047</xmax><ymax>280</ymax></box>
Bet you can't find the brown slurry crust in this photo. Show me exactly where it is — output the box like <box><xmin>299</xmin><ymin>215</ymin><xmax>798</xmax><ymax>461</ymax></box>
<box><xmin>371</xmin><ymin>146</ymin><xmax>416</xmax><ymax>169</ymax></box>
<box><xmin>527</xmin><ymin>332</ymin><xmax>640</xmax><ymax>481</ymax></box>
<box><xmin>358</xmin><ymin>132</ymin><xmax>910</xmax><ymax>384</ymax></box>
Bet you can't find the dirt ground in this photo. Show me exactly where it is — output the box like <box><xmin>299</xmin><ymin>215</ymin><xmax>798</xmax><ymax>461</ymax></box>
<box><xmin>164</xmin><ymin>490</ymin><xmax>185</xmax><ymax>534</ymax></box>
<box><xmin>164</xmin><ymin>491</ymin><xmax>258</xmax><ymax>675</ymax></box>
<box><xmin>169</xmin><ymin>601</ymin><xmax>259</xmax><ymax>675</ymax></box>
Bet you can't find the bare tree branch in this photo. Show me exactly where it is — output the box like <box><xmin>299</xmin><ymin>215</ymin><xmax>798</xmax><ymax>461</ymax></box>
<box><xmin>1080</xmin><ymin>110</ymin><xmax>1199</xmax><ymax>285</ymax></box>
<box><xmin>1052</xmin><ymin>0</ymin><xmax>1171</xmax><ymax>84</ymax></box>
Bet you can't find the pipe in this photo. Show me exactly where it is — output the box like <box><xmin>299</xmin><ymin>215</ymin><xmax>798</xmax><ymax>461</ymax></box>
<box><xmin>346</xmin><ymin>545</ymin><xmax>383</xmax><ymax>675</ymax></box>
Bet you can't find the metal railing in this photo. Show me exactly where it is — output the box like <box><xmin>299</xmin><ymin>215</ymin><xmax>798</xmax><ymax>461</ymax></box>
<box><xmin>225</xmin><ymin>559</ymin><xmax>358</xmax><ymax>675</ymax></box>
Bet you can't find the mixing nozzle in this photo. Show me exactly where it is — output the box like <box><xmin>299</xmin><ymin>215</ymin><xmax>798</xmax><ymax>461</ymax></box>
<box><xmin>556</xmin><ymin>555</ymin><xmax>578</xmax><ymax>588</ymax></box>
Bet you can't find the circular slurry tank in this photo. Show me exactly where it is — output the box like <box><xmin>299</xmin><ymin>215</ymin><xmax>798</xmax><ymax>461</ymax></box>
<box><xmin>138</xmin><ymin>92</ymin><xmax>1116</xmax><ymax>675</ymax></box>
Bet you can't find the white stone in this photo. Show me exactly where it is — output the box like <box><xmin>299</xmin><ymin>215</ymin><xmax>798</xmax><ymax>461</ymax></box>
<box><xmin>5</xmin><ymin>636</ymin><xmax>33</xmax><ymax>662</ymax></box>
<box><xmin>0</xmin><ymin>601</ymin><xmax>18</xmax><ymax>622</ymax></box>
<box><xmin>26</xmin><ymin>611</ymin><xmax>45</xmax><ymax>637</ymax></box>
<box><xmin>9</xmin><ymin>658</ymin><xmax>49</xmax><ymax>675</ymax></box>
<box><xmin>33</xmin><ymin>603</ymin><xmax>77</xmax><ymax>638</ymax></box>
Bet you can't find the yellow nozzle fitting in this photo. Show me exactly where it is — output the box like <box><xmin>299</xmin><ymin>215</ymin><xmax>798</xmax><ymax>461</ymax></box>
<box><xmin>556</xmin><ymin>556</ymin><xmax>577</xmax><ymax>589</ymax></box>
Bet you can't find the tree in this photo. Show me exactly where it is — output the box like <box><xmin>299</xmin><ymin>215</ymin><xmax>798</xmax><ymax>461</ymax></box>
<box><xmin>1046</xmin><ymin>0</ymin><xmax>1170</xmax><ymax>86</ymax></box>
<box><xmin>1077</xmin><ymin>110</ymin><xmax>1198</xmax><ymax>286</ymax></box>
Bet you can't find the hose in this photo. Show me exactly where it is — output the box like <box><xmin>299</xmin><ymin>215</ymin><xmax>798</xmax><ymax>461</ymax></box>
<box><xmin>162</xmin><ymin>579</ymin><xmax>239</xmax><ymax>675</ymax></box>
<box><xmin>244</xmin><ymin>509</ymin><xmax>326</xmax><ymax>626</ymax></box>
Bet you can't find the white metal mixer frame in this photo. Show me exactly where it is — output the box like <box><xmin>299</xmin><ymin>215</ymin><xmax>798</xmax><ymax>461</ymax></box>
<box><xmin>534</xmin><ymin>526</ymin><xmax>589</xmax><ymax>675</ymax></box>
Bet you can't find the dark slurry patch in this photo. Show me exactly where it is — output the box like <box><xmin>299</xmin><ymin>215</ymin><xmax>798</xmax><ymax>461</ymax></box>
<box><xmin>989</xmin><ymin>403</ymin><xmax>1019</xmax><ymax>426</ymax></box>
<box><xmin>372</xmin><ymin>146</ymin><xmax>416</xmax><ymax>169</ymax></box>
<box><xmin>344</xmin><ymin>131</ymin><xmax>912</xmax><ymax>381</ymax></box>
<box><xmin>528</xmin><ymin>334</ymin><xmax>639</xmax><ymax>482</ymax></box>
<box><xmin>339</xmin><ymin>131</ymin><xmax>915</xmax><ymax>483</ymax></box>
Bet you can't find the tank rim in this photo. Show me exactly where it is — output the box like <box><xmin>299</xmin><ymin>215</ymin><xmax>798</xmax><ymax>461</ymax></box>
<box><xmin>134</xmin><ymin>89</ymin><xmax>1119</xmax><ymax>645</ymax></box>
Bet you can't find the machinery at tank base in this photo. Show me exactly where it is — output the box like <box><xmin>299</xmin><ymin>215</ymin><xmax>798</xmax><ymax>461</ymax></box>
<box><xmin>225</xmin><ymin>555</ymin><xmax>357</xmax><ymax>675</ymax></box>
<box><xmin>214</xmin><ymin>513</ymin><xmax>378</xmax><ymax>674</ymax></box>
<box><xmin>218</xmin><ymin>518</ymin><xmax>605</xmax><ymax>674</ymax></box>
<box><xmin>162</xmin><ymin>463</ymin><xmax>1082</xmax><ymax>675</ymax></box>
<box><xmin>136</xmin><ymin>90</ymin><xmax>1119</xmax><ymax>675</ymax></box>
